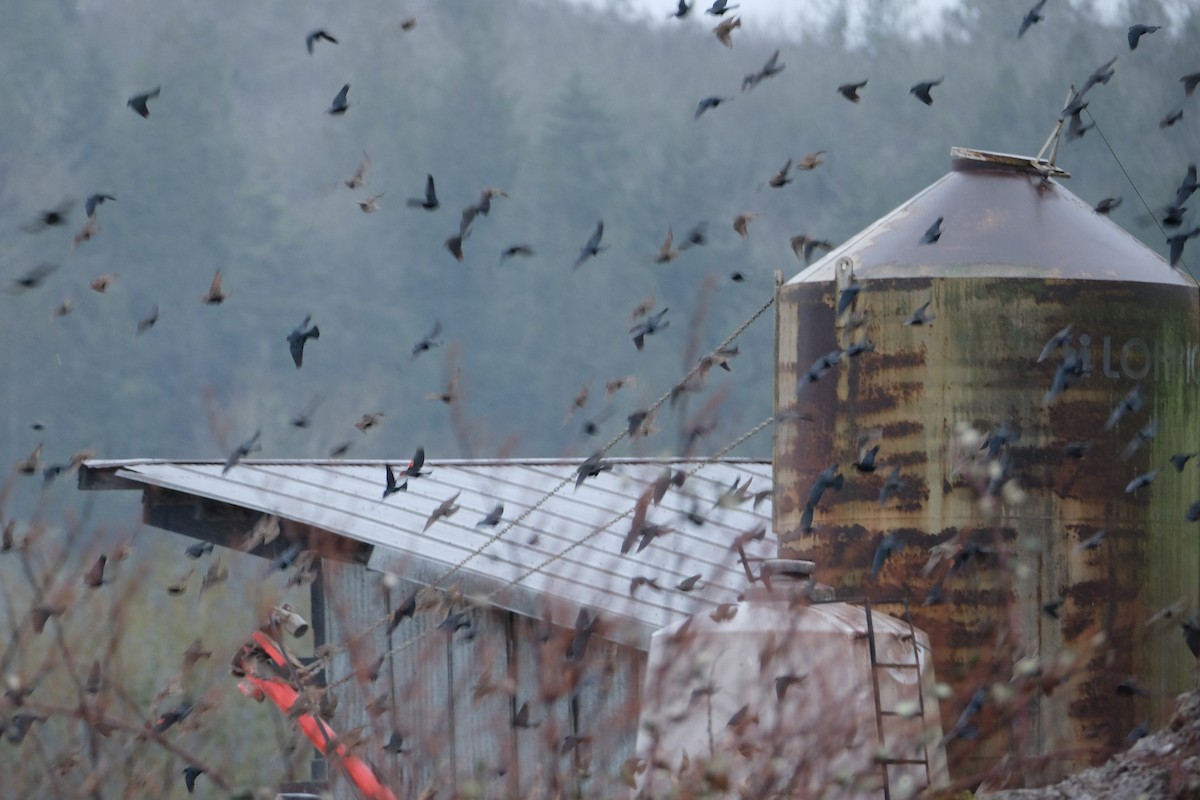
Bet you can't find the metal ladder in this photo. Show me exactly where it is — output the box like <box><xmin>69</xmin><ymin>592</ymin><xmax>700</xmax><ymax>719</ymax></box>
<box><xmin>863</xmin><ymin>597</ymin><xmax>932</xmax><ymax>800</ymax></box>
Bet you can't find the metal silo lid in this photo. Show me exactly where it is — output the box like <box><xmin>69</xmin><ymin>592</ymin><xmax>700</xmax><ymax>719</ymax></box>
<box><xmin>787</xmin><ymin>147</ymin><xmax>1194</xmax><ymax>287</ymax></box>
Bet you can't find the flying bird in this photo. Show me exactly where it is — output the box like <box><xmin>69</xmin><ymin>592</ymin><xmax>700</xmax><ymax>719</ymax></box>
<box><xmin>477</xmin><ymin>503</ymin><xmax>504</xmax><ymax>528</ymax></box>
<box><xmin>424</xmin><ymin>491</ymin><xmax>461</xmax><ymax>531</ymax></box>
<box><xmin>355</xmin><ymin>412</ymin><xmax>384</xmax><ymax>432</ymax></box>
<box><xmin>90</xmin><ymin>273</ymin><xmax>118</xmax><ymax>293</ymax></box>
<box><xmin>575</xmin><ymin>451</ymin><xmax>613</xmax><ymax>489</ymax></box>
<box><xmin>201</xmin><ymin>270</ymin><xmax>229</xmax><ymax>304</ymax></box>
<box><xmin>1160</xmin><ymin>107</ymin><xmax>1184</xmax><ymax>129</ymax></box>
<box><xmin>676</xmin><ymin>574</ymin><xmax>702</xmax><ymax>592</ymax></box>
<box><xmin>1037</xmin><ymin>324</ymin><xmax>1073</xmax><ymax>363</ymax></box>
<box><xmin>7</xmin><ymin>263</ymin><xmax>58</xmax><ymax>294</ymax></box>
<box><xmin>743</xmin><ymin>49</ymin><xmax>785</xmax><ymax>91</ymax></box>
<box><xmin>806</xmin><ymin>465</ymin><xmax>844</xmax><ymax>509</ymax></box>
<box><xmin>713</xmin><ymin>16</ymin><xmax>740</xmax><ymax>47</ymax></box>
<box><xmin>1018</xmin><ymin>0</ymin><xmax>1047</xmax><ymax>38</ymax></box>
<box><xmin>668</xmin><ymin>0</ymin><xmax>692</xmax><ymax>18</ymax></box>
<box><xmin>706</xmin><ymin>0</ymin><xmax>738</xmax><ymax>15</ymax></box>
<box><xmin>1173</xmin><ymin>164</ymin><xmax>1197</xmax><ymax>207</ymax></box>
<box><xmin>1125</xmin><ymin>470</ymin><xmax>1159</xmax><ymax>493</ymax></box>
<box><xmin>327</xmin><ymin>84</ymin><xmax>350</xmax><ymax>115</ymax></box>
<box><xmin>630</xmin><ymin>308</ymin><xmax>669</xmax><ymax>350</ymax></box>
<box><xmin>21</xmin><ymin>199</ymin><xmax>74</xmax><ymax>233</ymax></box>
<box><xmin>654</xmin><ymin>228</ymin><xmax>679</xmax><ymax>262</ymax></box>
<box><xmin>136</xmin><ymin>304</ymin><xmax>159</xmax><ymax>336</ymax></box>
<box><xmin>695</xmin><ymin>96</ymin><xmax>732</xmax><ymax>119</ymax></box>
<box><xmin>412</xmin><ymin>320</ymin><xmax>442</xmax><ymax>357</ymax></box>
<box><xmin>837</xmin><ymin>79</ymin><xmax>868</xmax><ymax>103</ymax></box>
<box><xmin>1094</xmin><ymin>196</ymin><xmax>1122</xmax><ymax>214</ymax></box>
<box><xmin>1182</xmin><ymin>71</ymin><xmax>1200</xmax><ymax>96</ymax></box>
<box><xmin>445</xmin><ymin>234</ymin><xmax>466</xmax><ymax>262</ymax></box>
<box><xmin>1066</xmin><ymin>110</ymin><xmax>1094</xmax><ymax>140</ymax></box>
<box><xmin>767</xmin><ymin>158</ymin><xmax>793</xmax><ymax>188</ymax></box>
<box><xmin>358</xmin><ymin>192</ymin><xmax>384</xmax><ymax>213</ymax></box>
<box><xmin>287</xmin><ymin>315</ymin><xmax>320</xmax><ymax>368</ymax></box>
<box><xmin>1168</xmin><ymin>227</ymin><xmax>1200</xmax><ymax>267</ymax></box>
<box><xmin>790</xmin><ymin>234</ymin><xmax>833</xmax><ymax>264</ymax></box>
<box><xmin>223</xmin><ymin>431</ymin><xmax>261</xmax><ymax>474</ymax></box>
<box><xmin>795</xmin><ymin>150</ymin><xmax>826</xmax><ymax>170</ymax></box>
<box><xmin>1127</xmin><ymin>24</ymin><xmax>1160</xmax><ymax>50</ymax></box>
<box><xmin>127</xmin><ymin>86</ymin><xmax>161</xmax><ymax>118</ymax></box>
<box><xmin>904</xmin><ymin>300</ymin><xmax>935</xmax><ymax>326</ymax></box>
<box><xmin>382</xmin><ymin>465</ymin><xmax>406</xmax><ymax>498</ymax></box>
<box><xmin>870</xmin><ymin>532</ymin><xmax>902</xmax><ymax>582</ymax></box>
<box><xmin>402</xmin><ymin>446</ymin><xmax>431</xmax><ymax>479</ymax></box>
<box><xmin>407</xmin><ymin>174</ymin><xmax>439</xmax><ymax>209</ymax></box>
<box><xmin>84</xmin><ymin>193</ymin><xmax>116</xmax><ymax>219</ymax></box>
<box><xmin>500</xmin><ymin>244</ymin><xmax>535</xmax><ymax>261</ymax></box>
<box><xmin>574</xmin><ymin>220</ymin><xmax>608</xmax><ymax>268</ymax></box>
<box><xmin>837</xmin><ymin>277</ymin><xmax>861</xmax><ymax>316</ymax></box>
<box><xmin>733</xmin><ymin>212</ymin><xmax>759</xmax><ymax>239</ymax></box>
<box><xmin>345</xmin><ymin>152</ymin><xmax>371</xmax><ymax>189</ymax></box>
<box><xmin>878</xmin><ymin>466</ymin><xmax>903</xmax><ymax>507</ymax></box>
<box><xmin>910</xmin><ymin>77</ymin><xmax>943</xmax><ymax>106</ymax></box>
<box><xmin>305</xmin><ymin>29</ymin><xmax>338</xmax><ymax>53</ymax></box>
<box><xmin>920</xmin><ymin>216</ymin><xmax>944</xmax><ymax>244</ymax></box>
<box><xmin>182</xmin><ymin>766</ymin><xmax>204</xmax><ymax>794</ymax></box>
<box><xmin>1080</xmin><ymin>56</ymin><xmax>1118</xmax><ymax>96</ymax></box>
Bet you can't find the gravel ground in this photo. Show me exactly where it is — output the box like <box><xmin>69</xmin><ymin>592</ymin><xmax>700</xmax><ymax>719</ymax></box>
<box><xmin>981</xmin><ymin>690</ymin><xmax>1200</xmax><ymax>800</ymax></box>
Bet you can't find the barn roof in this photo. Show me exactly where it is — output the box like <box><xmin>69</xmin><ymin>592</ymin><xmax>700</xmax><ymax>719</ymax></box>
<box><xmin>79</xmin><ymin>457</ymin><xmax>775</xmax><ymax>649</ymax></box>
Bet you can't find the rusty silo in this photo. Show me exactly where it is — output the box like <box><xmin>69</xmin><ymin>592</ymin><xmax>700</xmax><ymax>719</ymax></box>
<box><xmin>774</xmin><ymin>147</ymin><xmax>1200</xmax><ymax>784</ymax></box>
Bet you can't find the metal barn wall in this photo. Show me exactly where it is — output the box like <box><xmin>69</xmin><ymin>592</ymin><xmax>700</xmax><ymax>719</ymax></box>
<box><xmin>320</xmin><ymin>560</ymin><xmax>645</xmax><ymax>799</ymax></box>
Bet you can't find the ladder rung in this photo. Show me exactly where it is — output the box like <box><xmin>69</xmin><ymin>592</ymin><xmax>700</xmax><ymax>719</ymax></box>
<box><xmin>878</xmin><ymin>758</ymin><xmax>929</xmax><ymax>766</ymax></box>
<box><xmin>873</xmin><ymin>662</ymin><xmax>919</xmax><ymax>669</ymax></box>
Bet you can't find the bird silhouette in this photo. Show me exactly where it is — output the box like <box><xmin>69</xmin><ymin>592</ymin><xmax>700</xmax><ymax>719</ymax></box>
<box><xmin>406</xmin><ymin>174</ymin><xmax>439</xmax><ymax>210</ymax></box>
<box><xmin>1127</xmin><ymin>24</ymin><xmax>1160</xmax><ymax>50</ymax></box>
<box><xmin>904</xmin><ymin>300</ymin><xmax>935</xmax><ymax>326</ymax></box>
<box><xmin>477</xmin><ymin>503</ymin><xmax>504</xmax><ymax>527</ymax></box>
<box><xmin>1037</xmin><ymin>324</ymin><xmax>1073</xmax><ymax>362</ymax></box>
<box><xmin>201</xmin><ymin>270</ymin><xmax>229</xmax><ymax>304</ymax></box>
<box><xmin>89</xmin><ymin>273</ymin><xmax>118</xmax><ymax>293</ymax></box>
<box><xmin>654</xmin><ymin>228</ymin><xmax>679</xmax><ymax>262</ymax></box>
<box><xmin>9</xmin><ymin>262</ymin><xmax>59</xmax><ymax>295</ymax></box>
<box><xmin>574</xmin><ymin>220</ymin><xmax>608</xmax><ymax>268</ymax></box>
<box><xmin>84</xmin><ymin>193</ymin><xmax>116</xmax><ymax>219</ymax></box>
<box><xmin>870</xmin><ymin>532</ymin><xmax>902</xmax><ymax>581</ymax></box>
<box><xmin>134</xmin><ymin>304</ymin><xmax>159</xmax><ymax>337</ymax></box>
<box><xmin>345</xmin><ymin>152</ymin><xmax>370</xmax><ymax>189</ymax></box>
<box><xmin>1172</xmin><ymin>164</ymin><xmax>1197</xmax><ymax>208</ymax></box>
<box><xmin>21</xmin><ymin>198</ymin><xmax>74</xmax><ymax>232</ymax></box>
<box><xmin>713</xmin><ymin>16</ymin><xmax>740</xmax><ymax>47</ymax></box>
<box><xmin>1160</xmin><ymin>107</ymin><xmax>1183</xmax><ymax>129</ymax></box>
<box><xmin>500</xmin><ymin>244</ymin><xmax>535</xmax><ymax>261</ymax></box>
<box><xmin>424</xmin><ymin>491</ymin><xmax>462</xmax><ymax>531</ymax></box>
<box><xmin>223</xmin><ymin>431</ymin><xmax>261</xmax><ymax>474</ymax></box>
<box><xmin>1017</xmin><ymin>0</ymin><xmax>1047</xmax><ymax>38</ymax></box>
<box><xmin>695</xmin><ymin>96</ymin><xmax>732</xmax><ymax>119</ymax></box>
<box><xmin>1183</xmin><ymin>72</ymin><xmax>1200</xmax><ymax>96</ymax></box>
<box><xmin>1066</xmin><ymin>110</ymin><xmax>1094</xmax><ymax>140</ymax></box>
<box><xmin>630</xmin><ymin>308</ymin><xmax>669</xmax><ymax>350</ymax></box>
<box><xmin>445</xmin><ymin>234</ymin><xmax>466</xmax><ymax>262</ymax></box>
<box><xmin>878</xmin><ymin>466</ymin><xmax>903</xmax><ymax>506</ymax></box>
<box><xmin>287</xmin><ymin>315</ymin><xmax>320</xmax><ymax>368</ymax></box>
<box><xmin>1094</xmin><ymin>196</ymin><xmax>1122</xmax><ymax>214</ymax></box>
<box><xmin>355</xmin><ymin>412</ymin><xmax>384</xmax><ymax>432</ymax></box>
<box><xmin>412</xmin><ymin>320</ymin><xmax>442</xmax><ymax>357</ymax></box>
<box><xmin>733</xmin><ymin>212</ymin><xmax>758</xmax><ymax>239</ymax></box>
<box><xmin>575</xmin><ymin>451</ymin><xmax>613</xmax><ymax>489</ymax></box>
<box><xmin>382</xmin><ymin>465</ymin><xmax>407</xmax><ymax>498</ymax></box>
<box><xmin>910</xmin><ymin>77</ymin><xmax>943</xmax><ymax>106</ymax></box>
<box><xmin>706</xmin><ymin>0</ymin><xmax>738</xmax><ymax>14</ymax></box>
<box><xmin>920</xmin><ymin>216</ymin><xmax>944</xmax><ymax>244</ymax></box>
<box><xmin>182</xmin><ymin>766</ymin><xmax>204</xmax><ymax>794</ymax></box>
<box><xmin>403</xmin><ymin>446</ymin><xmax>431</xmax><ymax>479</ymax></box>
<box><xmin>743</xmin><ymin>48</ymin><xmax>785</xmax><ymax>91</ymax></box>
<box><xmin>327</xmin><ymin>84</ymin><xmax>350</xmax><ymax>115</ymax></box>
<box><xmin>668</xmin><ymin>0</ymin><xmax>692</xmax><ymax>18</ymax></box>
<box><xmin>358</xmin><ymin>192</ymin><xmax>384</xmax><ymax>213</ymax></box>
<box><xmin>305</xmin><ymin>29</ymin><xmax>338</xmax><ymax>53</ymax></box>
<box><xmin>837</xmin><ymin>79</ymin><xmax>868</xmax><ymax>103</ymax></box>
<box><xmin>795</xmin><ymin>150</ymin><xmax>826</xmax><ymax>170</ymax></box>
<box><xmin>1168</xmin><ymin>227</ymin><xmax>1199</xmax><ymax>267</ymax></box>
<box><xmin>767</xmin><ymin>158</ymin><xmax>792</xmax><ymax>188</ymax></box>
<box><xmin>127</xmin><ymin>86</ymin><xmax>160</xmax><ymax>117</ymax></box>
<box><xmin>791</xmin><ymin>234</ymin><xmax>833</xmax><ymax>264</ymax></box>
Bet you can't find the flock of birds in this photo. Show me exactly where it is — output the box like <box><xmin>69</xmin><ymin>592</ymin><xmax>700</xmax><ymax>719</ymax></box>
<box><xmin>4</xmin><ymin>0</ymin><xmax>1200</xmax><ymax>796</ymax></box>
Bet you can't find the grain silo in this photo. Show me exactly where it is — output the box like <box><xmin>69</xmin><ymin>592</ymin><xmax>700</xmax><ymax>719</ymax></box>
<box><xmin>774</xmin><ymin>147</ymin><xmax>1200</xmax><ymax>783</ymax></box>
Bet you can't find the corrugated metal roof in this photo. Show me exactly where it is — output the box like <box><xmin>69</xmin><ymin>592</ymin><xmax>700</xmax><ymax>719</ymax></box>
<box><xmin>81</xmin><ymin>457</ymin><xmax>775</xmax><ymax>649</ymax></box>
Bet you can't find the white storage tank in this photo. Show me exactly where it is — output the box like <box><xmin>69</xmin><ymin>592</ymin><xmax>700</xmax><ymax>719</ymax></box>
<box><xmin>633</xmin><ymin>561</ymin><xmax>947</xmax><ymax>799</ymax></box>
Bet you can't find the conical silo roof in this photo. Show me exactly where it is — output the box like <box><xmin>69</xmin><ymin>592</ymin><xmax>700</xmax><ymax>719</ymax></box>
<box><xmin>788</xmin><ymin>147</ymin><xmax>1195</xmax><ymax>286</ymax></box>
